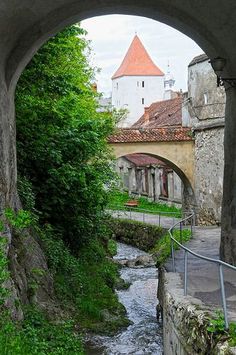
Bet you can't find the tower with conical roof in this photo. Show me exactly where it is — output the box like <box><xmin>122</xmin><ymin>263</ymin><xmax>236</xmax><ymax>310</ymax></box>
<box><xmin>112</xmin><ymin>35</ymin><xmax>165</xmax><ymax>127</ymax></box>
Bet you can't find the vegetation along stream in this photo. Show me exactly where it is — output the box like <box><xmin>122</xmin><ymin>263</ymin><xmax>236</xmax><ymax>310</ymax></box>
<box><xmin>85</xmin><ymin>242</ymin><xmax>163</xmax><ymax>354</ymax></box>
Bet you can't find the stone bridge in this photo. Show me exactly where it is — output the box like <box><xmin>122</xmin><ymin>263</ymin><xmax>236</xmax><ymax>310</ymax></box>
<box><xmin>108</xmin><ymin>127</ymin><xmax>195</xmax><ymax>210</ymax></box>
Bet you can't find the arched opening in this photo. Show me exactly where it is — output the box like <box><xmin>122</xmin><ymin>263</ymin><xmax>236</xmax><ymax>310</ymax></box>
<box><xmin>6</xmin><ymin>3</ymin><xmax>222</xmax><ymax>93</ymax></box>
<box><xmin>0</xmin><ymin>0</ymin><xmax>235</xmax><ymax>262</ymax></box>
<box><xmin>115</xmin><ymin>152</ymin><xmax>195</xmax><ymax>212</ymax></box>
<box><xmin>1</xmin><ymin>4</ymin><xmax>236</xmax><ymax>354</ymax></box>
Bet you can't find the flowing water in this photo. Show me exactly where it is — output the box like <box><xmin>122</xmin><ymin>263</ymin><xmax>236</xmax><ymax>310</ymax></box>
<box><xmin>85</xmin><ymin>242</ymin><xmax>163</xmax><ymax>355</ymax></box>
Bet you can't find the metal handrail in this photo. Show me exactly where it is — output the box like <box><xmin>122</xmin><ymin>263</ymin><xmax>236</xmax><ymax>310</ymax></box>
<box><xmin>169</xmin><ymin>212</ymin><xmax>236</xmax><ymax>329</ymax></box>
<box><xmin>108</xmin><ymin>204</ymin><xmax>183</xmax><ymax>226</ymax></box>
<box><xmin>108</xmin><ymin>204</ymin><xmax>182</xmax><ymax>215</ymax></box>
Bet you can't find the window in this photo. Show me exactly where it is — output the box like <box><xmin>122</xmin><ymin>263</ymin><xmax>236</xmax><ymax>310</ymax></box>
<box><xmin>116</xmin><ymin>82</ymin><xmax>119</xmax><ymax>89</ymax></box>
<box><xmin>137</xmin><ymin>81</ymin><xmax>139</xmax><ymax>87</ymax></box>
<box><xmin>142</xmin><ymin>98</ymin><xmax>144</xmax><ymax>105</ymax></box>
<box><xmin>142</xmin><ymin>81</ymin><xmax>145</xmax><ymax>87</ymax></box>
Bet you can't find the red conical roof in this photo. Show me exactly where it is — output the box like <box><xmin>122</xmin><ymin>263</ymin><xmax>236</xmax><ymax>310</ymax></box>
<box><xmin>112</xmin><ymin>35</ymin><xmax>164</xmax><ymax>79</ymax></box>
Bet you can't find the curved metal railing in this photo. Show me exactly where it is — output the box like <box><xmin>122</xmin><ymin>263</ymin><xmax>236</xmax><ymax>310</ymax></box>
<box><xmin>169</xmin><ymin>212</ymin><xmax>236</xmax><ymax>329</ymax></box>
<box><xmin>109</xmin><ymin>205</ymin><xmax>235</xmax><ymax>327</ymax></box>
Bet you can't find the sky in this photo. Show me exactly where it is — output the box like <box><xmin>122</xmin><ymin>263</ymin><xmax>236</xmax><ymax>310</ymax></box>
<box><xmin>81</xmin><ymin>15</ymin><xmax>203</xmax><ymax>97</ymax></box>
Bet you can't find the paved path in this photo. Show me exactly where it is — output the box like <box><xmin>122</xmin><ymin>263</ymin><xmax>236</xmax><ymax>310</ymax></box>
<box><xmin>165</xmin><ymin>226</ymin><xmax>236</xmax><ymax>321</ymax></box>
<box><xmin>111</xmin><ymin>210</ymin><xmax>236</xmax><ymax>322</ymax></box>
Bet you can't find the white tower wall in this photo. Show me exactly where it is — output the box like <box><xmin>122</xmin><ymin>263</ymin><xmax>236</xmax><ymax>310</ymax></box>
<box><xmin>112</xmin><ymin>75</ymin><xmax>164</xmax><ymax>127</ymax></box>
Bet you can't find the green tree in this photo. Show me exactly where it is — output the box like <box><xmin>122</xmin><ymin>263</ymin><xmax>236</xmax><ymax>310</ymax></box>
<box><xmin>16</xmin><ymin>25</ymin><xmax>115</xmax><ymax>249</ymax></box>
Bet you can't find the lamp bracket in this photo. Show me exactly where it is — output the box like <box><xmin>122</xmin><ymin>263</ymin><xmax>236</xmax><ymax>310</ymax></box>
<box><xmin>217</xmin><ymin>76</ymin><xmax>236</xmax><ymax>88</ymax></box>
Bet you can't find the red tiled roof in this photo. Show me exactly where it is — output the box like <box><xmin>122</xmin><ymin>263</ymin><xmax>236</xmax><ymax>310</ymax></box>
<box><xmin>108</xmin><ymin>127</ymin><xmax>193</xmax><ymax>143</ymax></box>
<box><xmin>112</xmin><ymin>35</ymin><xmax>164</xmax><ymax>79</ymax></box>
<box><xmin>123</xmin><ymin>153</ymin><xmax>166</xmax><ymax>167</ymax></box>
<box><xmin>132</xmin><ymin>97</ymin><xmax>182</xmax><ymax>129</ymax></box>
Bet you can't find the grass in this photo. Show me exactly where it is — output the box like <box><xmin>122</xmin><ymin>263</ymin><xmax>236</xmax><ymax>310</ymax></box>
<box><xmin>109</xmin><ymin>216</ymin><xmax>191</xmax><ymax>267</ymax></box>
<box><xmin>0</xmin><ymin>309</ymin><xmax>84</xmax><ymax>355</ymax></box>
<box><xmin>207</xmin><ymin>311</ymin><xmax>236</xmax><ymax>347</ymax></box>
<box><xmin>150</xmin><ymin>228</ymin><xmax>192</xmax><ymax>266</ymax></box>
<box><xmin>109</xmin><ymin>218</ymin><xmax>166</xmax><ymax>252</ymax></box>
<box><xmin>41</xmin><ymin>226</ymin><xmax>130</xmax><ymax>335</ymax></box>
<box><xmin>228</xmin><ymin>323</ymin><xmax>236</xmax><ymax>346</ymax></box>
<box><xmin>108</xmin><ymin>190</ymin><xmax>182</xmax><ymax>218</ymax></box>
<box><xmin>0</xmin><ymin>234</ymin><xmax>84</xmax><ymax>355</ymax></box>
<box><xmin>24</xmin><ymin>312</ymin><xmax>83</xmax><ymax>354</ymax></box>
<box><xmin>0</xmin><ymin>220</ymin><xmax>130</xmax><ymax>355</ymax></box>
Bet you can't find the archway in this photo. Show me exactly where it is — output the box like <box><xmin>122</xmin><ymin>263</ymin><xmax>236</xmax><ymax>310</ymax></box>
<box><xmin>114</xmin><ymin>152</ymin><xmax>196</xmax><ymax>213</ymax></box>
<box><xmin>0</xmin><ymin>1</ymin><xmax>236</xmax><ymax>263</ymax></box>
<box><xmin>5</xmin><ymin>2</ymin><xmax>226</xmax><ymax>92</ymax></box>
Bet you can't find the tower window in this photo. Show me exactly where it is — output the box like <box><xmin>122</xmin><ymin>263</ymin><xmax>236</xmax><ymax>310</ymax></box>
<box><xmin>116</xmin><ymin>83</ymin><xmax>119</xmax><ymax>89</ymax></box>
<box><xmin>137</xmin><ymin>81</ymin><xmax>139</xmax><ymax>87</ymax></box>
<box><xmin>142</xmin><ymin>81</ymin><xmax>145</xmax><ymax>87</ymax></box>
<box><xmin>204</xmin><ymin>92</ymin><xmax>208</xmax><ymax>104</ymax></box>
<box><xmin>142</xmin><ymin>98</ymin><xmax>144</xmax><ymax>105</ymax></box>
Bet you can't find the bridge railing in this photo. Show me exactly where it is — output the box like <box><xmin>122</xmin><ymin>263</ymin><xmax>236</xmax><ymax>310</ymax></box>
<box><xmin>108</xmin><ymin>204</ymin><xmax>183</xmax><ymax>226</ymax></box>
<box><xmin>169</xmin><ymin>212</ymin><xmax>236</xmax><ymax>329</ymax></box>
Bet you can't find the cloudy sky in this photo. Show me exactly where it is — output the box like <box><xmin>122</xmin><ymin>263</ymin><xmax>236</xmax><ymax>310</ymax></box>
<box><xmin>81</xmin><ymin>15</ymin><xmax>203</xmax><ymax>97</ymax></box>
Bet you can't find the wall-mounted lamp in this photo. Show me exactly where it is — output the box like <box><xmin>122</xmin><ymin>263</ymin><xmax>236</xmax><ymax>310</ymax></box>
<box><xmin>209</xmin><ymin>57</ymin><xmax>236</xmax><ymax>88</ymax></box>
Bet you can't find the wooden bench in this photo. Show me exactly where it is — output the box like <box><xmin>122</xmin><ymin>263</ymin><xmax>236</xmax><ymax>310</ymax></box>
<box><xmin>124</xmin><ymin>200</ymin><xmax>139</xmax><ymax>207</ymax></box>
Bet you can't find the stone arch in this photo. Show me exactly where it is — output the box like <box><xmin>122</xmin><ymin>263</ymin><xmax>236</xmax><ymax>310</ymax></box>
<box><xmin>110</xmin><ymin>140</ymin><xmax>194</xmax><ymax>186</ymax></box>
<box><xmin>115</xmin><ymin>151</ymin><xmax>196</xmax><ymax>213</ymax></box>
<box><xmin>1</xmin><ymin>0</ymin><xmax>236</xmax><ymax>262</ymax></box>
<box><xmin>6</xmin><ymin>1</ymin><xmax>227</xmax><ymax>94</ymax></box>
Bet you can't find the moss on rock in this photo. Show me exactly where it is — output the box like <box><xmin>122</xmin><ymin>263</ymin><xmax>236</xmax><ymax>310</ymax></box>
<box><xmin>109</xmin><ymin>218</ymin><xmax>166</xmax><ymax>252</ymax></box>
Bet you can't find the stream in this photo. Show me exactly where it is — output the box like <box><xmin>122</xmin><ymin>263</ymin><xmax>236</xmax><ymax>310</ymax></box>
<box><xmin>85</xmin><ymin>242</ymin><xmax>163</xmax><ymax>354</ymax></box>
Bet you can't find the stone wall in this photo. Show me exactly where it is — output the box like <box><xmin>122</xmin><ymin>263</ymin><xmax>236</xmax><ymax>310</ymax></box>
<box><xmin>158</xmin><ymin>268</ymin><xmax>236</xmax><ymax>355</ymax></box>
<box><xmin>115</xmin><ymin>156</ymin><xmax>183</xmax><ymax>205</ymax></box>
<box><xmin>187</xmin><ymin>55</ymin><xmax>225</xmax><ymax>224</ymax></box>
<box><xmin>194</xmin><ymin>126</ymin><xmax>224</xmax><ymax>224</ymax></box>
<box><xmin>188</xmin><ymin>55</ymin><xmax>225</xmax><ymax>123</ymax></box>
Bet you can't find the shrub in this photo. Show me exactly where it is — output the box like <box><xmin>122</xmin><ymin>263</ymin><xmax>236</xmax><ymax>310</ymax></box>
<box><xmin>151</xmin><ymin>228</ymin><xmax>191</xmax><ymax>266</ymax></box>
<box><xmin>109</xmin><ymin>218</ymin><xmax>166</xmax><ymax>251</ymax></box>
<box><xmin>40</xmin><ymin>225</ymin><xmax>129</xmax><ymax>334</ymax></box>
<box><xmin>207</xmin><ymin>311</ymin><xmax>236</xmax><ymax>347</ymax></box>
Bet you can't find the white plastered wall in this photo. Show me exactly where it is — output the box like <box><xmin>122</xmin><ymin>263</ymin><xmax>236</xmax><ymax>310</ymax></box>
<box><xmin>112</xmin><ymin>75</ymin><xmax>164</xmax><ymax>127</ymax></box>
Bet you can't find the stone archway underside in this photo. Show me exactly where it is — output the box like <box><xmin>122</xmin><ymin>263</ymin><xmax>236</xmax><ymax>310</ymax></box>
<box><xmin>111</xmin><ymin>141</ymin><xmax>194</xmax><ymax>189</ymax></box>
<box><xmin>1</xmin><ymin>0</ymin><xmax>236</xmax><ymax>262</ymax></box>
<box><xmin>111</xmin><ymin>141</ymin><xmax>196</xmax><ymax>211</ymax></box>
<box><xmin>4</xmin><ymin>0</ymin><xmax>236</xmax><ymax>92</ymax></box>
